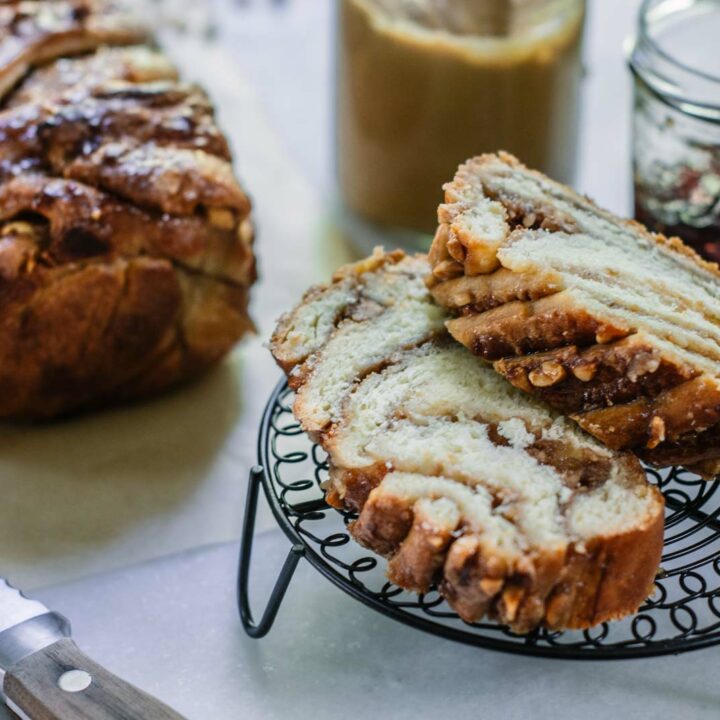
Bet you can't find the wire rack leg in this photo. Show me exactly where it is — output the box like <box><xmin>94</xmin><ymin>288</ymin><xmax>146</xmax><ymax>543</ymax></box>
<box><xmin>237</xmin><ymin>465</ymin><xmax>305</xmax><ymax>638</ymax></box>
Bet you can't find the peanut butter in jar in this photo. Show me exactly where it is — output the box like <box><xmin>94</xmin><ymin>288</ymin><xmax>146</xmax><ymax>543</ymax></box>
<box><xmin>336</xmin><ymin>0</ymin><xmax>586</xmax><ymax>245</ymax></box>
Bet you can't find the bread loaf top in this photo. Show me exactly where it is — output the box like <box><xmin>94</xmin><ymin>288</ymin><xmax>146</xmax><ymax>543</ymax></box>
<box><xmin>0</xmin><ymin>2</ymin><xmax>252</xmax><ymax>280</ymax></box>
<box><xmin>0</xmin><ymin>1</ymin><xmax>255</xmax><ymax>417</ymax></box>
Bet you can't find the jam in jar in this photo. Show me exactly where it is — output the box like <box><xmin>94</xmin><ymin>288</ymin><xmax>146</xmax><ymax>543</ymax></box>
<box><xmin>629</xmin><ymin>0</ymin><xmax>720</xmax><ymax>262</ymax></box>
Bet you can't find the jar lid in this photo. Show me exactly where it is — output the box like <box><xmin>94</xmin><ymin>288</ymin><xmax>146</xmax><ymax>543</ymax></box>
<box><xmin>628</xmin><ymin>0</ymin><xmax>720</xmax><ymax>122</ymax></box>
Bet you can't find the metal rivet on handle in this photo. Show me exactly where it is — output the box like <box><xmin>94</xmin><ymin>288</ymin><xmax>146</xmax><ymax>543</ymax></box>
<box><xmin>58</xmin><ymin>669</ymin><xmax>92</xmax><ymax>693</ymax></box>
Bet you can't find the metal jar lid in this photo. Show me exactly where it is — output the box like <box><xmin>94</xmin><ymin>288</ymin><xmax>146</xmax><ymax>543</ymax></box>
<box><xmin>627</xmin><ymin>0</ymin><xmax>720</xmax><ymax>123</ymax></box>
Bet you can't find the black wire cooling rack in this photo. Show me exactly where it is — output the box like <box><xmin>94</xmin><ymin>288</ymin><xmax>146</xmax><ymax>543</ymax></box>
<box><xmin>237</xmin><ymin>379</ymin><xmax>720</xmax><ymax>659</ymax></box>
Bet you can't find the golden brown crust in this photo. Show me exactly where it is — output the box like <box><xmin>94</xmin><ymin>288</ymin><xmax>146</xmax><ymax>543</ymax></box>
<box><xmin>446</xmin><ymin>292</ymin><xmax>631</xmax><ymax>360</ymax></box>
<box><xmin>352</xmin><ymin>467</ymin><xmax>664</xmax><ymax>632</ymax></box>
<box><xmin>0</xmin><ymin>5</ymin><xmax>255</xmax><ymax>418</ymax></box>
<box><xmin>349</xmin><ymin>487</ymin><xmax>414</xmax><ymax>558</ymax></box>
<box><xmin>386</xmin><ymin>500</ymin><xmax>457</xmax><ymax>593</ymax></box>
<box><xmin>439</xmin><ymin>535</ymin><xmax>517</xmax><ymax>625</ymax></box>
<box><xmin>325</xmin><ymin>462</ymin><xmax>388</xmax><ymax>513</ymax></box>
<box><xmin>544</xmin><ymin>507</ymin><xmax>664</xmax><ymax>629</ymax></box>
<box><xmin>429</xmin><ymin>152</ymin><xmax>720</xmax><ymax>475</ymax></box>
<box><xmin>428</xmin><ymin>266</ymin><xmax>562</xmax><ymax>314</ymax></box>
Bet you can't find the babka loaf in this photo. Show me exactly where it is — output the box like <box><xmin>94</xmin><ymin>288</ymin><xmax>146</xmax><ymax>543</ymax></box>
<box><xmin>428</xmin><ymin>152</ymin><xmax>720</xmax><ymax>478</ymax></box>
<box><xmin>271</xmin><ymin>250</ymin><xmax>664</xmax><ymax>633</ymax></box>
<box><xmin>0</xmin><ymin>1</ymin><xmax>255</xmax><ymax>418</ymax></box>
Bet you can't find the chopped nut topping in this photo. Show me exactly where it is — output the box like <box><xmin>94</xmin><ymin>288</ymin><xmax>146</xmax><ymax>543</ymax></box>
<box><xmin>478</xmin><ymin>577</ymin><xmax>504</xmax><ymax>597</ymax></box>
<box><xmin>647</xmin><ymin>415</ymin><xmax>666</xmax><ymax>450</ymax></box>
<box><xmin>431</xmin><ymin>259</ymin><xmax>464</xmax><ymax>281</ymax></box>
<box><xmin>208</xmin><ymin>207</ymin><xmax>235</xmax><ymax>230</ymax></box>
<box><xmin>595</xmin><ymin>324</ymin><xmax>629</xmax><ymax>344</ymax></box>
<box><xmin>446</xmin><ymin>231</ymin><xmax>466</xmax><ymax>263</ymax></box>
<box><xmin>627</xmin><ymin>352</ymin><xmax>661</xmax><ymax>383</ymax></box>
<box><xmin>501</xmin><ymin>586</ymin><xmax>524</xmax><ymax>621</ymax></box>
<box><xmin>528</xmin><ymin>361</ymin><xmax>567</xmax><ymax>387</ymax></box>
<box><xmin>238</xmin><ymin>217</ymin><xmax>254</xmax><ymax>244</ymax></box>
<box><xmin>572</xmin><ymin>361</ymin><xmax>597</xmax><ymax>382</ymax></box>
<box><xmin>1</xmin><ymin>222</ymin><xmax>36</xmax><ymax>239</ymax></box>
<box><xmin>503</xmin><ymin>366</ymin><xmax>533</xmax><ymax>393</ymax></box>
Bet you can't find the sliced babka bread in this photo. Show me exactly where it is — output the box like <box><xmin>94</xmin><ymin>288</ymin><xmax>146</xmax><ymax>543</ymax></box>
<box><xmin>271</xmin><ymin>250</ymin><xmax>664</xmax><ymax>633</ymax></box>
<box><xmin>428</xmin><ymin>152</ymin><xmax>720</xmax><ymax>478</ymax></box>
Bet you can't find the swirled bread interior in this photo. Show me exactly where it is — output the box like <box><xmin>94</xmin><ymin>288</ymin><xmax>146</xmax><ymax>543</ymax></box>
<box><xmin>271</xmin><ymin>250</ymin><xmax>663</xmax><ymax>633</ymax></box>
<box><xmin>428</xmin><ymin>152</ymin><xmax>720</xmax><ymax>478</ymax></box>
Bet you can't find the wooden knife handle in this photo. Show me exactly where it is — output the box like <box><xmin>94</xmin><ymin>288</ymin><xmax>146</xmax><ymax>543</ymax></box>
<box><xmin>3</xmin><ymin>638</ymin><xmax>185</xmax><ymax>720</ymax></box>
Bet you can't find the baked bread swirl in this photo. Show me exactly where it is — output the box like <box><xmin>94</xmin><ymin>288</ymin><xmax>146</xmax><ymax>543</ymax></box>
<box><xmin>428</xmin><ymin>152</ymin><xmax>720</xmax><ymax>478</ymax></box>
<box><xmin>271</xmin><ymin>250</ymin><xmax>664</xmax><ymax>633</ymax></box>
<box><xmin>0</xmin><ymin>1</ymin><xmax>255</xmax><ymax>418</ymax></box>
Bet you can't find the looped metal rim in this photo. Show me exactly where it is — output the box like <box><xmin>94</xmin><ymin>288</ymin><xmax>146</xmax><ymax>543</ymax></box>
<box><xmin>250</xmin><ymin>378</ymin><xmax>720</xmax><ymax>659</ymax></box>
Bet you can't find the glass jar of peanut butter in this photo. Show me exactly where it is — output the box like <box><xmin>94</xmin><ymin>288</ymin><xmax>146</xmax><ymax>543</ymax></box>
<box><xmin>336</xmin><ymin>0</ymin><xmax>586</xmax><ymax>251</ymax></box>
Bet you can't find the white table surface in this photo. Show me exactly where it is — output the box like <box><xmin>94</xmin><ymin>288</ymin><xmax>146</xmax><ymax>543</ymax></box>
<box><xmin>1</xmin><ymin>537</ymin><xmax>719</xmax><ymax>720</ymax></box>
<box><xmin>5</xmin><ymin>2</ymin><xmax>719</xmax><ymax>718</ymax></box>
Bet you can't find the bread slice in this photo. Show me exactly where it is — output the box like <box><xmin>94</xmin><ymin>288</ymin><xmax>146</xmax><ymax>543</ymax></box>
<box><xmin>428</xmin><ymin>152</ymin><xmax>720</xmax><ymax>478</ymax></box>
<box><xmin>271</xmin><ymin>250</ymin><xmax>664</xmax><ymax>633</ymax></box>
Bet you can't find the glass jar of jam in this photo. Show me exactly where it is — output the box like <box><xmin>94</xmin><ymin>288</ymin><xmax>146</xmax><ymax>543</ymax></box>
<box><xmin>629</xmin><ymin>0</ymin><xmax>720</xmax><ymax>262</ymax></box>
<box><xmin>336</xmin><ymin>0</ymin><xmax>586</xmax><ymax>253</ymax></box>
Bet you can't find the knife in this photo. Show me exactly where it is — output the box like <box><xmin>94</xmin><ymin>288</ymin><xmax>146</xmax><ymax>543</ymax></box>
<box><xmin>0</xmin><ymin>578</ymin><xmax>185</xmax><ymax>719</ymax></box>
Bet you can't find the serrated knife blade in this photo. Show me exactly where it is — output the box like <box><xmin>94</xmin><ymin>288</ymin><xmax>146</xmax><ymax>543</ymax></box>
<box><xmin>0</xmin><ymin>576</ymin><xmax>185</xmax><ymax>719</ymax></box>
<box><xmin>0</xmin><ymin>578</ymin><xmax>70</xmax><ymax>677</ymax></box>
<box><xmin>0</xmin><ymin>578</ymin><xmax>57</xmax><ymax>636</ymax></box>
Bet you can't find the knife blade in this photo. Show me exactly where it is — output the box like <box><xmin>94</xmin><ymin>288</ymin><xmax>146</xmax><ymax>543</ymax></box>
<box><xmin>0</xmin><ymin>578</ymin><xmax>186</xmax><ymax>720</ymax></box>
